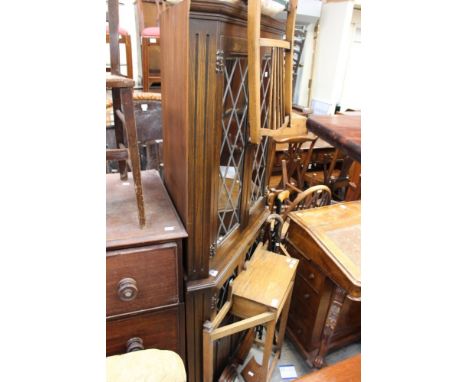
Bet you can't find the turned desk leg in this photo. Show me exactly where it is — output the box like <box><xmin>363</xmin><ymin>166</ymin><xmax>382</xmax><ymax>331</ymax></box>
<box><xmin>313</xmin><ymin>286</ymin><xmax>347</xmax><ymax>369</ymax></box>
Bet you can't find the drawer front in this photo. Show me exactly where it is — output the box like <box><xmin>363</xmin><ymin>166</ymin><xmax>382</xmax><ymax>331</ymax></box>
<box><xmin>106</xmin><ymin>304</ymin><xmax>185</xmax><ymax>359</ymax></box>
<box><xmin>107</xmin><ymin>243</ymin><xmax>180</xmax><ymax>317</ymax></box>
<box><xmin>289</xmin><ymin>274</ymin><xmax>319</xmax><ymax>324</ymax></box>
<box><xmin>287</xmin><ymin>311</ymin><xmax>312</xmax><ymax>349</ymax></box>
<box><xmin>287</xmin><ymin>243</ymin><xmax>324</xmax><ymax>293</ymax></box>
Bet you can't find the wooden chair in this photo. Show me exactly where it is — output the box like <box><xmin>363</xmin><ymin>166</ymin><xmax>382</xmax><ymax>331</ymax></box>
<box><xmin>107</xmin><ymin>0</ymin><xmax>146</xmax><ymax>228</ymax></box>
<box><xmin>136</xmin><ymin>0</ymin><xmax>167</xmax><ymax>91</ymax></box>
<box><xmin>248</xmin><ymin>0</ymin><xmax>305</xmax><ymax>143</ymax></box>
<box><xmin>303</xmin><ymin>149</ymin><xmax>353</xmax><ymax>200</ymax></box>
<box><xmin>273</xmin><ymin>134</ymin><xmax>319</xmax><ymax>190</ymax></box>
<box><xmin>203</xmin><ymin>244</ymin><xmax>298</xmax><ymax>382</ymax></box>
<box><xmin>106</xmin><ymin>23</ymin><xmax>133</xmax><ymax>79</ymax></box>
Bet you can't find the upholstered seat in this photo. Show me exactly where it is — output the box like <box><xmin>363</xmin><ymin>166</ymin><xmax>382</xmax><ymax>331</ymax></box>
<box><xmin>106</xmin><ymin>349</ymin><xmax>186</xmax><ymax>382</ymax></box>
<box><xmin>106</xmin><ymin>22</ymin><xmax>133</xmax><ymax>79</ymax></box>
<box><xmin>106</xmin><ymin>23</ymin><xmax>129</xmax><ymax>36</ymax></box>
<box><xmin>141</xmin><ymin>26</ymin><xmax>160</xmax><ymax>38</ymax></box>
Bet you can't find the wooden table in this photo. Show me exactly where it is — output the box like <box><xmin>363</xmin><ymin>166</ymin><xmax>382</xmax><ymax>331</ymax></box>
<box><xmin>285</xmin><ymin>201</ymin><xmax>361</xmax><ymax>368</ymax></box>
<box><xmin>306</xmin><ymin>114</ymin><xmax>361</xmax><ymax>200</ymax></box>
<box><xmin>296</xmin><ymin>354</ymin><xmax>361</xmax><ymax>382</ymax></box>
<box><xmin>306</xmin><ymin>114</ymin><xmax>361</xmax><ymax>163</ymax></box>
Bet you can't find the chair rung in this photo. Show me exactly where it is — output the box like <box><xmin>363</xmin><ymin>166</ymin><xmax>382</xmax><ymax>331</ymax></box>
<box><xmin>106</xmin><ymin>148</ymin><xmax>128</xmax><ymax>161</ymax></box>
<box><xmin>106</xmin><ymin>74</ymin><xmax>135</xmax><ymax>89</ymax></box>
<box><xmin>259</xmin><ymin>38</ymin><xmax>291</xmax><ymax>50</ymax></box>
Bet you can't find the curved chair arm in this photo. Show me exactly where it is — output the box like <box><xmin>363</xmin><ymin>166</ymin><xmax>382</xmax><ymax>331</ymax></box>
<box><xmin>282</xmin><ymin>185</ymin><xmax>331</xmax><ymax>219</ymax></box>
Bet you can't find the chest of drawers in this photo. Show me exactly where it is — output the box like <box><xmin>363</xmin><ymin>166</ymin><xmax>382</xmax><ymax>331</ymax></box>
<box><xmin>106</xmin><ymin>170</ymin><xmax>187</xmax><ymax>360</ymax></box>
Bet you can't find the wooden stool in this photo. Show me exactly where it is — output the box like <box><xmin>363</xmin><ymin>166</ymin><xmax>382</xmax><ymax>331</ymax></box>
<box><xmin>203</xmin><ymin>245</ymin><xmax>298</xmax><ymax>382</ymax></box>
<box><xmin>106</xmin><ymin>23</ymin><xmax>133</xmax><ymax>80</ymax></box>
<box><xmin>107</xmin><ymin>0</ymin><xmax>146</xmax><ymax>228</ymax></box>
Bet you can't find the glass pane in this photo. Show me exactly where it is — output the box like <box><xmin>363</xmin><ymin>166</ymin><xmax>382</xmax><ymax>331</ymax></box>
<box><xmin>250</xmin><ymin>56</ymin><xmax>272</xmax><ymax>205</ymax></box>
<box><xmin>217</xmin><ymin>57</ymin><xmax>248</xmax><ymax>243</ymax></box>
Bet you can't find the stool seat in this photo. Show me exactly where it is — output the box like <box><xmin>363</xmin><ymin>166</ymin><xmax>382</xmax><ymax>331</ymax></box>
<box><xmin>106</xmin><ymin>349</ymin><xmax>186</xmax><ymax>382</ymax></box>
<box><xmin>232</xmin><ymin>249</ymin><xmax>298</xmax><ymax>317</ymax></box>
<box><xmin>142</xmin><ymin>26</ymin><xmax>160</xmax><ymax>38</ymax></box>
<box><xmin>106</xmin><ymin>22</ymin><xmax>129</xmax><ymax>36</ymax></box>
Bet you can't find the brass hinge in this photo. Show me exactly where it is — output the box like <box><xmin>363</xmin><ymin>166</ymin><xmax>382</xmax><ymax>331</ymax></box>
<box><xmin>209</xmin><ymin>242</ymin><xmax>216</xmax><ymax>258</ymax></box>
<box><xmin>216</xmin><ymin>50</ymin><xmax>224</xmax><ymax>73</ymax></box>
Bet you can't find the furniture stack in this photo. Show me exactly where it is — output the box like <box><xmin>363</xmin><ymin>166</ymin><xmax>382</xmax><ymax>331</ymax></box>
<box><xmin>159</xmin><ymin>1</ymin><xmax>288</xmax><ymax>380</ymax></box>
<box><xmin>106</xmin><ymin>0</ymin><xmax>187</xmax><ymax>367</ymax></box>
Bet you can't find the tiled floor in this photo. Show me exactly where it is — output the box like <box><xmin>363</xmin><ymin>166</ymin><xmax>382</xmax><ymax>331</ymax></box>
<box><xmin>236</xmin><ymin>338</ymin><xmax>361</xmax><ymax>381</ymax></box>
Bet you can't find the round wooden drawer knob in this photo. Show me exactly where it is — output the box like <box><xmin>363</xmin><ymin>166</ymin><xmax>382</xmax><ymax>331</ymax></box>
<box><xmin>118</xmin><ymin>278</ymin><xmax>138</xmax><ymax>301</ymax></box>
<box><xmin>126</xmin><ymin>337</ymin><xmax>144</xmax><ymax>352</ymax></box>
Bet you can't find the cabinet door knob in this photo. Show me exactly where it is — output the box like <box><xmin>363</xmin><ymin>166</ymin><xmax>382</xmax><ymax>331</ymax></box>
<box><xmin>308</xmin><ymin>273</ymin><xmax>315</xmax><ymax>280</ymax></box>
<box><xmin>118</xmin><ymin>278</ymin><xmax>138</xmax><ymax>301</ymax></box>
<box><xmin>304</xmin><ymin>293</ymin><xmax>310</xmax><ymax>299</ymax></box>
<box><xmin>126</xmin><ymin>337</ymin><xmax>144</xmax><ymax>352</ymax></box>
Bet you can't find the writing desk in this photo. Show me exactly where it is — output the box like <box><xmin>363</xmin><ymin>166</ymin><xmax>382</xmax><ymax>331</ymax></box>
<box><xmin>285</xmin><ymin>201</ymin><xmax>361</xmax><ymax>368</ymax></box>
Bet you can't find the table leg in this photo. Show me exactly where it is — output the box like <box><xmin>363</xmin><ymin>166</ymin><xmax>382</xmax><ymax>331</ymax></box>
<box><xmin>313</xmin><ymin>286</ymin><xmax>347</xmax><ymax>368</ymax></box>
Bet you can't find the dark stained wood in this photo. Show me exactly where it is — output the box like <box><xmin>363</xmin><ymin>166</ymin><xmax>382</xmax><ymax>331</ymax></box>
<box><xmin>108</xmin><ymin>0</ymin><xmax>120</xmax><ymax>74</ymax></box>
<box><xmin>106</xmin><ymin>303</ymin><xmax>185</xmax><ymax>360</ymax></box>
<box><xmin>285</xmin><ymin>202</ymin><xmax>361</xmax><ymax>368</ymax></box>
<box><xmin>306</xmin><ymin>114</ymin><xmax>361</xmax><ymax>163</ymax></box>
<box><xmin>296</xmin><ymin>354</ymin><xmax>361</xmax><ymax>382</ymax></box>
<box><xmin>107</xmin><ymin>243</ymin><xmax>180</xmax><ymax>317</ymax></box>
<box><xmin>106</xmin><ymin>170</ymin><xmax>187</xmax><ymax>249</ymax></box>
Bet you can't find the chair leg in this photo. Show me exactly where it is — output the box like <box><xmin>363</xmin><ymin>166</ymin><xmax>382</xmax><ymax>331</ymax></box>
<box><xmin>111</xmin><ymin>88</ymin><xmax>128</xmax><ymax>180</ymax></box>
<box><xmin>142</xmin><ymin>37</ymin><xmax>149</xmax><ymax>92</ymax></box>
<box><xmin>124</xmin><ymin>35</ymin><xmax>133</xmax><ymax>80</ymax></box>
<box><xmin>120</xmin><ymin>87</ymin><xmax>146</xmax><ymax>227</ymax></box>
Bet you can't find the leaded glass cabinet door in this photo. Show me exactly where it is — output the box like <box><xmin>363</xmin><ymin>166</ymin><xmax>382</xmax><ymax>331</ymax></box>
<box><xmin>213</xmin><ymin>35</ymin><xmax>273</xmax><ymax>257</ymax></box>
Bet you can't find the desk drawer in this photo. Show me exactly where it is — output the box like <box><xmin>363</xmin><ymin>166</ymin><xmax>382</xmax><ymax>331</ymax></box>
<box><xmin>106</xmin><ymin>243</ymin><xmax>180</xmax><ymax>317</ymax></box>
<box><xmin>106</xmin><ymin>303</ymin><xmax>185</xmax><ymax>358</ymax></box>
<box><xmin>287</xmin><ymin>243</ymin><xmax>324</xmax><ymax>293</ymax></box>
<box><xmin>289</xmin><ymin>274</ymin><xmax>319</xmax><ymax>325</ymax></box>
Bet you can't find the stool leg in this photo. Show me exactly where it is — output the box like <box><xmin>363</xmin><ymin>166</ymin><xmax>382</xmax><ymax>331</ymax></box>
<box><xmin>261</xmin><ymin>319</ymin><xmax>276</xmax><ymax>382</ymax></box>
<box><xmin>275</xmin><ymin>285</ymin><xmax>293</xmax><ymax>357</ymax></box>
<box><xmin>120</xmin><ymin>87</ymin><xmax>146</xmax><ymax>227</ymax></box>
<box><xmin>125</xmin><ymin>35</ymin><xmax>133</xmax><ymax>80</ymax></box>
<box><xmin>111</xmin><ymin>88</ymin><xmax>128</xmax><ymax>180</ymax></box>
<box><xmin>142</xmin><ymin>37</ymin><xmax>149</xmax><ymax>92</ymax></box>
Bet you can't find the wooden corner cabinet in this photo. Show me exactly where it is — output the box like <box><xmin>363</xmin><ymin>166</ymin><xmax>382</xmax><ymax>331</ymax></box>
<box><xmin>160</xmin><ymin>1</ymin><xmax>285</xmax><ymax>380</ymax></box>
<box><xmin>106</xmin><ymin>170</ymin><xmax>187</xmax><ymax>361</ymax></box>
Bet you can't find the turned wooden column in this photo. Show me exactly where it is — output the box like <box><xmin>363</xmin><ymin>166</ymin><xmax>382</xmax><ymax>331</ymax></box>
<box><xmin>313</xmin><ymin>286</ymin><xmax>347</xmax><ymax>368</ymax></box>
